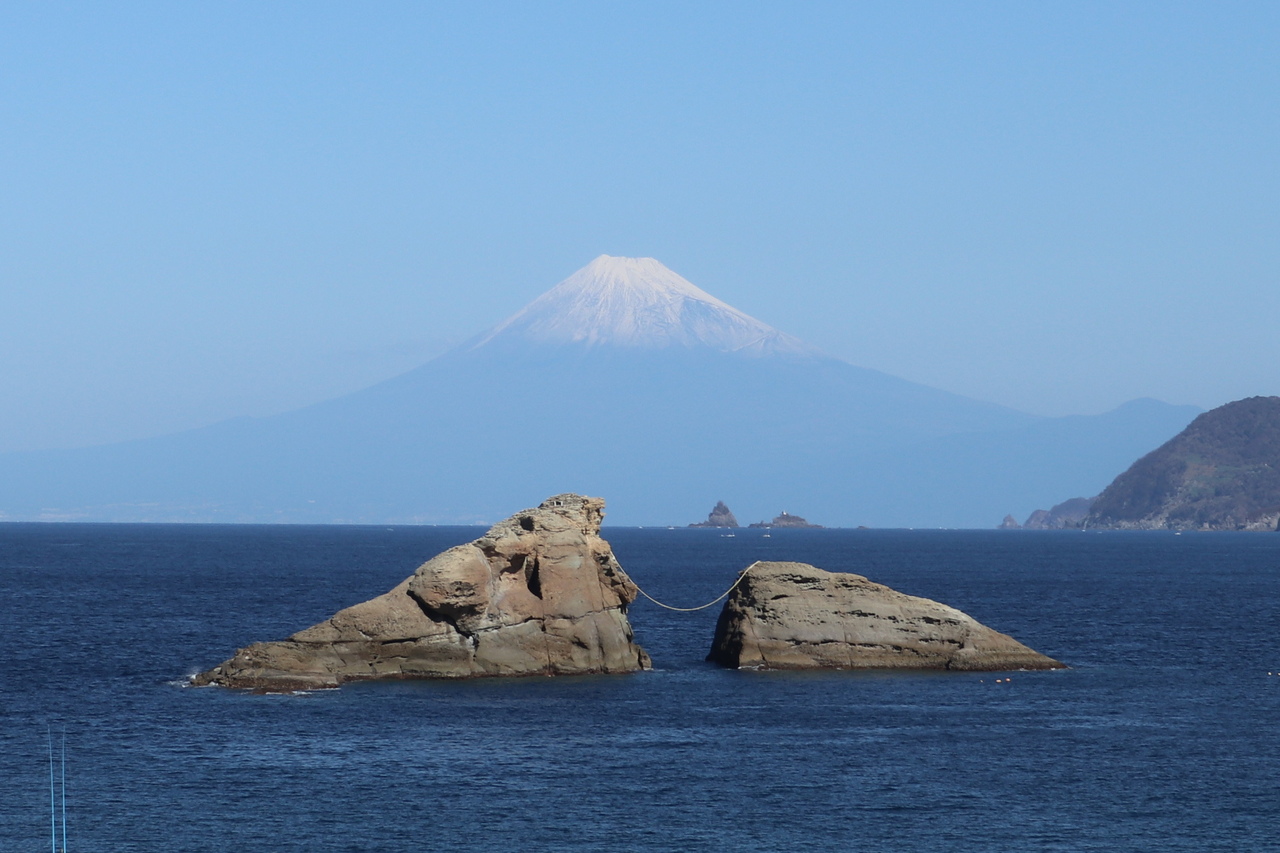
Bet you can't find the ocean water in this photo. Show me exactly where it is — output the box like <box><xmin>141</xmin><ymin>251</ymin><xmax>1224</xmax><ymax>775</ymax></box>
<box><xmin>2</xmin><ymin>524</ymin><xmax>1279</xmax><ymax>852</ymax></box>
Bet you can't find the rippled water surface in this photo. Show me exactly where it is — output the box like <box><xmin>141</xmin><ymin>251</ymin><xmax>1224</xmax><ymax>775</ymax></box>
<box><xmin>2</xmin><ymin>525</ymin><xmax>1279</xmax><ymax>851</ymax></box>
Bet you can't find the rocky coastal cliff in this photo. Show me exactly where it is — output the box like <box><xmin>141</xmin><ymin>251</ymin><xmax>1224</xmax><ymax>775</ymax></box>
<box><xmin>1084</xmin><ymin>396</ymin><xmax>1280</xmax><ymax>531</ymax></box>
<box><xmin>999</xmin><ymin>497</ymin><xmax>1095</xmax><ymax>529</ymax></box>
<box><xmin>707</xmin><ymin>561</ymin><xmax>1063</xmax><ymax>672</ymax></box>
<box><xmin>194</xmin><ymin>494</ymin><xmax>651</xmax><ymax>690</ymax></box>
<box><xmin>1024</xmin><ymin>497</ymin><xmax>1094</xmax><ymax>529</ymax></box>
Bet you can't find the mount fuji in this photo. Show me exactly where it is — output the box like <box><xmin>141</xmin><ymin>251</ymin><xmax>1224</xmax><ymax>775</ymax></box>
<box><xmin>0</xmin><ymin>256</ymin><xmax>1198</xmax><ymax>527</ymax></box>
<box><xmin>470</xmin><ymin>255</ymin><xmax>818</xmax><ymax>356</ymax></box>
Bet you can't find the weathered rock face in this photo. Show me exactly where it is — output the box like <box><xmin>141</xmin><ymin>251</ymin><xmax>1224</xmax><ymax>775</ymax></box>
<box><xmin>707</xmin><ymin>561</ymin><xmax>1063</xmax><ymax>672</ymax></box>
<box><xmin>194</xmin><ymin>495</ymin><xmax>651</xmax><ymax>690</ymax></box>
<box><xmin>689</xmin><ymin>501</ymin><xmax>739</xmax><ymax>528</ymax></box>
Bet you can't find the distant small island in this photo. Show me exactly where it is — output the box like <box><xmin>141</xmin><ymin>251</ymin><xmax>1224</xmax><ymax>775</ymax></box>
<box><xmin>748</xmin><ymin>511</ymin><xmax>823</xmax><ymax>529</ymax></box>
<box><xmin>689</xmin><ymin>501</ymin><xmax>739</xmax><ymax>528</ymax></box>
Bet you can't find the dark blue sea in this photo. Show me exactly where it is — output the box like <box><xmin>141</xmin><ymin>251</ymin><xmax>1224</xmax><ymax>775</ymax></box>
<box><xmin>2</xmin><ymin>525</ymin><xmax>1279</xmax><ymax>852</ymax></box>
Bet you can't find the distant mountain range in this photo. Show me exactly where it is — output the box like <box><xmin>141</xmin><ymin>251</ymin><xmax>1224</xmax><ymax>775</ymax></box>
<box><xmin>0</xmin><ymin>255</ymin><xmax>1200</xmax><ymax>527</ymax></box>
<box><xmin>1082</xmin><ymin>396</ymin><xmax>1280</xmax><ymax>531</ymax></box>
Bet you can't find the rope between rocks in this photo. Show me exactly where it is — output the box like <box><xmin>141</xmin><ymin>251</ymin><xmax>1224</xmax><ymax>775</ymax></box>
<box><xmin>631</xmin><ymin>563</ymin><xmax>755</xmax><ymax>612</ymax></box>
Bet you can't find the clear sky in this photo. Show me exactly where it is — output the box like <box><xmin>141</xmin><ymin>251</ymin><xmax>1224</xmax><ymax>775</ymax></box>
<box><xmin>1</xmin><ymin>2</ymin><xmax>1277</xmax><ymax>453</ymax></box>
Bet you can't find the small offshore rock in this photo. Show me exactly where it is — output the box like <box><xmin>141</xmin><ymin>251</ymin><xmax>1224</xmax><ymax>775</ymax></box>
<box><xmin>689</xmin><ymin>501</ymin><xmax>739</xmax><ymax>528</ymax></box>
<box><xmin>707</xmin><ymin>561</ymin><xmax>1063</xmax><ymax>672</ymax></box>
<box><xmin>194</xmin><ymin>494</ymin><xmax>651</xmax><ymax>690</ymax></box>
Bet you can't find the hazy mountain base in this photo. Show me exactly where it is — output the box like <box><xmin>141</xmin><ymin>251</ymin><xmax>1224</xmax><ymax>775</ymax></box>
<box><xmin>0</xmin><ymin>345</ymin><xmax>1198</xmax><ymax>528</ymax></box>
<box><xmin>0</xmin><ymin>253</ymin><xmax>1201</xmax><ymax>529</ymax></box>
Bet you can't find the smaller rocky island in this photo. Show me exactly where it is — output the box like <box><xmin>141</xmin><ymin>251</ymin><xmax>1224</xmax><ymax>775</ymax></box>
<box><xmin>708</xmin><ymin>561</ymin><xmax>1063</xmax><ymax>672</ymax></box>
<box><xmin>748</xmin><ymin>511</ymin><xmax>823</xmax><ymax>529</ymax></box>
<box><xmin>689</xmin><ymin>501</ymin><xmax>739</xmax><ymax>528</ymax></box>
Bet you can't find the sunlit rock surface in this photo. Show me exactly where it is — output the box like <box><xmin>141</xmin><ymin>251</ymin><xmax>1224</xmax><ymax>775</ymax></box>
<box><xmin>194</xmin><ymin>494</ymin><xmax>651</xmax><ymax>690</ymax></box>
<box><xmin>707</xmin><ymin>561</ymin><xmax>1063</xmax><ymax>672</ymax></box>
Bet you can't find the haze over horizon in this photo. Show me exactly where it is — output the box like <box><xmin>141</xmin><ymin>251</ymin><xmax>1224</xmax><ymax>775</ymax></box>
<box><xmin>2</xmin><ymin>3</ymin><xmax>1277</xmax><ymax>454</ymax></box>
<box><xmin>0</xmin><ymin>253</ymin><xmax>1201</xmax><ymax>527</ymax></box>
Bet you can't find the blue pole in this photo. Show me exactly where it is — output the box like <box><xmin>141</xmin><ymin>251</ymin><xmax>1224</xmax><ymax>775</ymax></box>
<box><xmin>61</xmin><ymin>731</ymin><xmax>67</xmax><ymax>853</ymax></box>
<box><xmin>48</xmin><ymin>728</ymin><xmax>56</xmax><ymax>853</ymax></box>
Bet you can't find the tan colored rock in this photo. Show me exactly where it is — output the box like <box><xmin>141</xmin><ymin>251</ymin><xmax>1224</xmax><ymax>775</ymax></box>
<box><xmin>707</xmin><ymin>561</ymin><xmax>1064</xmax><ymax>672</ymax></box>
<box><xmin>194</xmin><ymin>495</ymin><xmax>651</xmax><ymax>690</ymax></box>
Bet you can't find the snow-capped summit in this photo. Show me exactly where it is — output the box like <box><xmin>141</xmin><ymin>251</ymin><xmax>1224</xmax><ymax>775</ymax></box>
<box><xmin>471</xmin><ymin>255</ymin><xmax>817</xmax><ymax>356</ymax></box>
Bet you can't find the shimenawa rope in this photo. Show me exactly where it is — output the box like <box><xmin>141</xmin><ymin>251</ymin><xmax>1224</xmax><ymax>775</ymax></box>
<box><xmin>630</xmin><ymin>563</ymin><xmax>756</xmax><ymax>612</ymax></box>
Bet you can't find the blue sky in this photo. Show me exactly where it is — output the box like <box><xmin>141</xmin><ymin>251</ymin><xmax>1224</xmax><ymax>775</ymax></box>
<box><xmin>1</xmin><ymin>2</ymin><xmax>1277</xmax><ymax>452</ymax></box>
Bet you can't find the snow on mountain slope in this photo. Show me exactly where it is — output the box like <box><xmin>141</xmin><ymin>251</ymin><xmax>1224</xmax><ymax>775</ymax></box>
<box><xmin>471</xmin><ymin>255</ymin><xmax>818</xmax><ymax>356</ymax></box>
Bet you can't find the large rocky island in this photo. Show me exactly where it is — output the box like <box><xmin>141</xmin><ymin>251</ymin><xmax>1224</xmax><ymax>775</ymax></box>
<box><xmin>707</xmin><ymin>561</ymin><xmax>1063</xmax><ymax>672</ymax></box>
<box><xmin>194</xmin><ymin>494</ymin><xmax>651</xmax><ymax>690</ymax></box>
<box><xmin>1083</xmin><ymin>396</ymin><xmax>1280</xmax><ymax>531</ymax></box>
